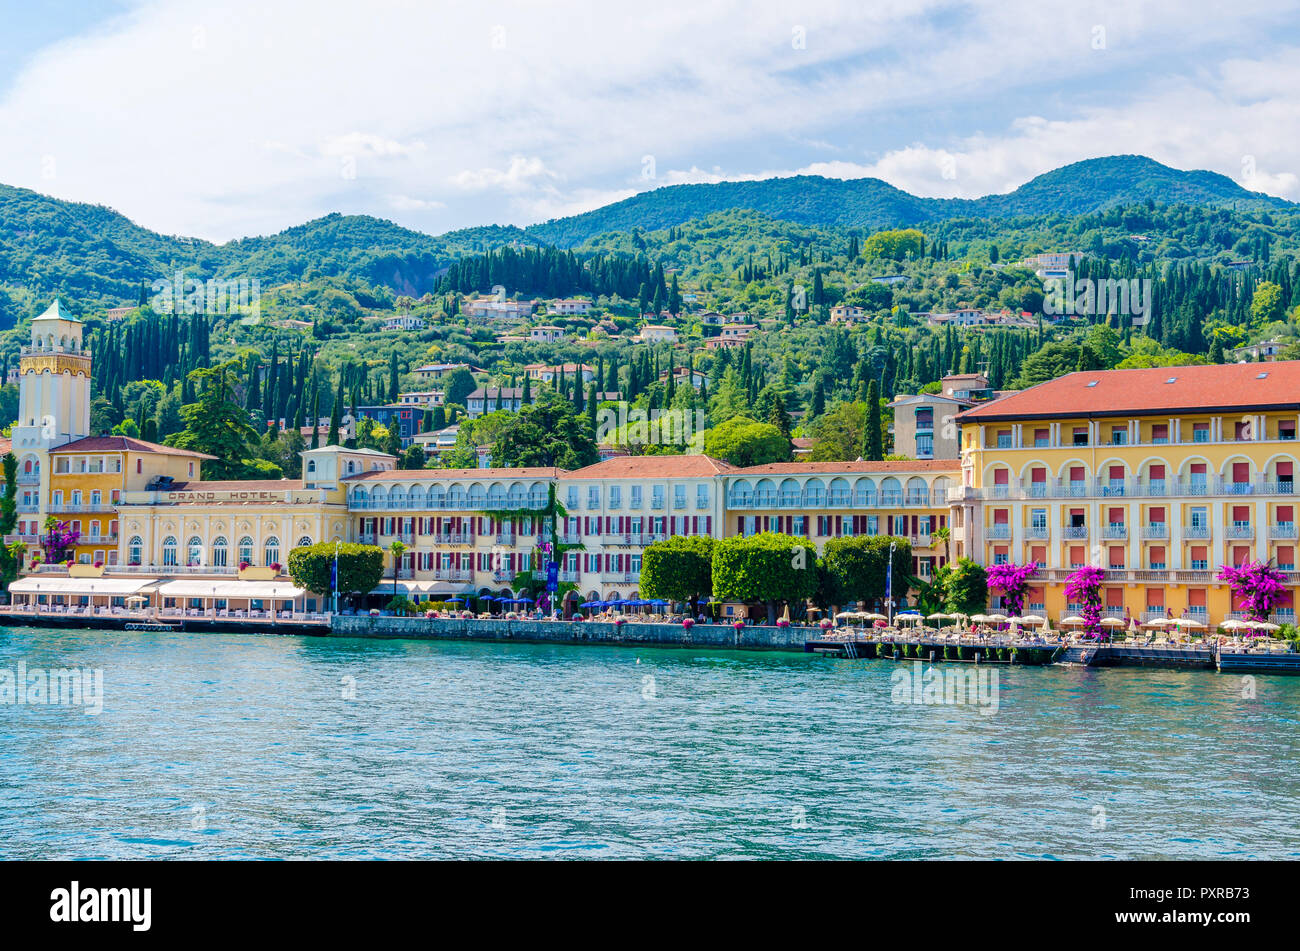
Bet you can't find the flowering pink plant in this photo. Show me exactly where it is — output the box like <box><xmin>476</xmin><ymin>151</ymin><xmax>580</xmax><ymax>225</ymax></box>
<box><xmin>682</xmin><ymin>618</ymin><xmax>694</xmax><ymax>629</ymax></box>
<box><xmin>1218</xmin><ymin>560</ymin><xmax>1289</xmax><ymax>626</ymax></box>
<box><xmin>985</xmin><ymin>562</ymin><xmax>1038</xmax><ymax>617</ymax></box>
<box><xmin>819</xmin><ymin>618</ymin><xmax>833</xmax><ymax>630</ymax></box>
<box><xmin>1064</xmin><ymin>565</ymin><xmax>1106</xmax><ymax>639</ymax></box>
<box><xmin>776</xmin><ymin>618</ymin><xmax>790</xmax><ymax>628</ymax></box>
<box><xmin>732</xmin><ymin>620</ymin><xmax>745</xmax><ymax>631</ymax></box>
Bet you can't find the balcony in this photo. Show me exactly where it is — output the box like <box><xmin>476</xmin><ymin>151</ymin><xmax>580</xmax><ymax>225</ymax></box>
<box><xmin>600</xmin><ymin>571</ymin><xmax>640</xmax><ymax>583</ymax></box>
<box><xmin>558</xmin><ymin>533</ymin><xmax>582</xmax><ymax>545</ymax></box>
<box><xmin>1141</xmin><ymin>524</ymin><xmax>1168</xmax><ymax>539</ymax></box>
<box><xmin>1270</xmin><ymin>523</ymin><xmax>1298</xmax><ymax>539</ymax></box>
<box><xmin>358</xmin><ymin>533</ymin><xmax>377</xmax><ymax>544</ymax></box>
<box><xmin>986</xmin><ymin>526</ymin><xmax>1011</xmax><ymax>540</ymax></box>
<box><xmin>1025</xmin><ymin>526</ymin><xmax>1049</xmax><ymax>540</ymax></box>
<box><xmin>494</xmin><ymin>533</ymin><xmax>516</xmax><ymax>545</ymax></box>
<box><xmin>1226</xmin><ymin>523</ymin><xmax>1254</xmax><ymax>540</ymax></box>
<box><xmin>16</xmin><ymin>472</ymin><xmax>40</xmax><ymax>485</ymax></box>
<box><xmin>433</xmin><ymin>568</ymin><xmax>472</xmax><ymax>581</ymax></box>
<box><xmin>1062</xmin><ymin>526</ymin><xmax>1088</xmax><ymax>539</ymax></box>
<box><xmin>430</xmin><ymin>533</ymin><xmax>471</xmax><ymax>545</ymax></box>
<box><xmin>49</xmin><ymin>503</ymin><xmax>116</xmax><ymax>514</ymax></box>
<box><xmin>1182</xmin><ymin>525</ymin><xmax>1210</xmax><ymax>539</ymax></box>
<box><xmin>1102</xmin><ymin>524</ymin><xmax>1128</xmax><ymax>540</ymax></box>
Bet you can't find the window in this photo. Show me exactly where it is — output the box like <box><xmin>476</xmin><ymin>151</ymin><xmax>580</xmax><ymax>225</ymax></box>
<box><xmin>1192</xmin><ymin>423</ymin><xmax>1209</xmax><ymax>443</ymax></box>
<box><xmin>307</xmin><ymin>460</ymin><xmax>316</xmax><ymax>474</ymax></box>
<box><xmin>1072</xmin><ymin>427</ymin><xmax>1089</xmax><ymax>446</ymax></box>
<box><xmin>212</xmin><ymin>536</ymin><xmax>228</xmax><ymax>568</ymax></box>
<box><xmin>238</xmin><ymin>536</ymin><xmax>254</xmax><ymax>565</ymax></box>
<box><xmin>187</xmin><ymin>536</ymin><xmax>203</xmax><ymax>566</ymax></box>
<box><xmin>162</xmin><ymin>536</ymin><xmax>178</xmax><ymax>567</ymax></box>
<box><xmin>128</xmin><ymin>536</ymin><xmax>143</xmax><ymax>566</ymax></box>
<box><xmin>297</xmin><ymin>535</ymin><xmax>312</xmax><ymax>548</ymax></box>
<box><xmin>264</xmin><ymin>536</ymin><xmax>280</xmax><ymax>566</ymax></box>
<box><xmin>1110</xmin><ymin>427</ymin><xmax>1127</xmax><ymax>446</ymax></box>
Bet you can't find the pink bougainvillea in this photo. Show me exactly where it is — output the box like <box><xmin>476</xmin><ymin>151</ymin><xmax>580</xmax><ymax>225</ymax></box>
<box><xmin>1217</xmin><ymin>561</ymin><xmax>1290</xmax><ymax>627</ymax></box>
<box><xmin>1064</xmin><ymin>565</ymin><xmax>1107</xmax><ymax>639</ymax></box>
<box><xmin>985</xmin><ymin>562</ymin><xmax>1038</xmax><ymax>617</ymax></box>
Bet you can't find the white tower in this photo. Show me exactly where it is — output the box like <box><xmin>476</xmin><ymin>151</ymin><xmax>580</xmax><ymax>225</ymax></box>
<box><xmin>11</xmin><ymin>300</ymin><xmax>92</xmax><ymax>525</ymax></box>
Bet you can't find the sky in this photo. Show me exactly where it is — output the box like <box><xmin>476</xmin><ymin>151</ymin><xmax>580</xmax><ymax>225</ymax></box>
<box><xmin>1</xmin><ymin>0</ymin><xmax>1298</xmax><ymax>243</ymax></box>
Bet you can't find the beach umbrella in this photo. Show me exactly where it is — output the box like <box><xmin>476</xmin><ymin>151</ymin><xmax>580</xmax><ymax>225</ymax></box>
<box><xmin>926</xmin><ymin>612</ymin><xmax>950</xmax><ymax>620</ymax></box>
<box><xmin>1252</xmin><ymin>621</ymin><xmax>1280</xmax><ymax>632</ymax></box>
<box><xmin>969</xmin><ymin>613</ymin><xmax>990</xmax><ymax>623</ymax></box>
<box><xmin>1220</xmin><ymin>619</ymin><xmax>1250</xmax><ymax>630</ymax></box>
<box><xmin>862</xmin><ymin>612</ymin><xmax>887</xmax><ymax>621</ymax></box>
<box><xmin>1060</xmin><ymin>616</ymin><xmax>1086</xmax><ymax>625</ymax></box>
<box><xmin>1017</xmin><ymin>614</ymin><xmax>1045</xmax><ymax>624</ymax></box>
<box><xmin>1174</xmin><ymin>618</ymin><xmax>1205</xmax><ymax>629</ymax></box>
<box><xmin>1038</xmin><ymin>617</ymin><xmax>1051</xmax><ymax>635</ymax></box>
<box><xmin>445</xmin><ymin>597</ymin><xmax>464</xmax><ymax>604</ymax></box>
<box><xmin>1144</xmin><ymin>617</ymin><xmax>1170</xmax><ymax>627</ymax></box>
<box><xmin>1099</xmin><ymin>618</ymin><xmax>1125</xmax><ymax>627</ymax></box>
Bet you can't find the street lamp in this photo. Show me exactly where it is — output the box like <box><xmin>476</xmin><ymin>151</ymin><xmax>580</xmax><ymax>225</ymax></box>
<box><xmin>332</xmin><ymin>540</ymin><xmax>340</xmax><ymax>616</ymax></box>
<box><xmin>886</xmin><ymin>539</ymin><xmax>896</xmax><ymax>627</ymax></box>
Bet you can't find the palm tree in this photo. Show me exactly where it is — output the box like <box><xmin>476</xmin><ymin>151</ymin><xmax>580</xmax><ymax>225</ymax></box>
<box><xmin>389</xmin><ymin>540</ymin><xmax>407</xmax><ymax>599</ymax></box>
<box><xmin>931</xmin><ymin>526</ymin><xmax>951</xmax><ymax>562</ymax></box>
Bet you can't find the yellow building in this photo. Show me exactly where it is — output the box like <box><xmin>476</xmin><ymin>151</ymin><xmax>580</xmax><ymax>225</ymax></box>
<box><xmin>955</xmin><ymin>362</ymin><xmax>1300</xmax><ymax>626</ymax></box>
<box><xmin>46</xmin><ymin>436</ymin><xmax>214</xmax><ymax>565</ymax></box>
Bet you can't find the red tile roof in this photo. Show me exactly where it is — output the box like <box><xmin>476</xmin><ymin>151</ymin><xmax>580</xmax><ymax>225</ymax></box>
<box><xmin>956</xmin><ymin>361</ymin><xmax>1300</xmax><ymax>422</ymax></box>
<box><xmin>563</xmin><ymin>455</ymin><xmax>734</xmax><ymax>479</ymax></box>
<box><xmin>51</xmin><ymin>436</ymin><xmax>217</xmax><ymax>459</ymax></box>
<box><xmin>343</xmin><ymin>467</ymin><xmax>563</xmax><ymax>481</ymax></box>
<box><xmin>729</xmin><ymin>460</ymin><xmax>960</xmax><ymax>476</ymax></box>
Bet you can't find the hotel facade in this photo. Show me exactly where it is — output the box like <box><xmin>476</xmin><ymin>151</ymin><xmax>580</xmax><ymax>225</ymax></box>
<box><xmin>954</xmin><ymin>363</ymin><xmax>1300</xmax><ymax>625</ymax></box>
<box><xmin>7</xmin><ymin>300</ymin><xmax>1298</xmax><ymax>626</ymax></box>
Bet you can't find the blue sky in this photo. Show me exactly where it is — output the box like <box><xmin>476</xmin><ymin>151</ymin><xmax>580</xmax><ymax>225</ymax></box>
<box><xmin>0</xmin><ymin>0</ymin><xmax>1297</xmax><ymax>243</ymax></box>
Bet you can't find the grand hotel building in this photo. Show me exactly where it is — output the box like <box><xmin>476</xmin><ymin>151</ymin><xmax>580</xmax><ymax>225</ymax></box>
<box><xmin>7</xmin><ymin>301</ymin><xmax>1298</xmax><ymax>624</ymax></box>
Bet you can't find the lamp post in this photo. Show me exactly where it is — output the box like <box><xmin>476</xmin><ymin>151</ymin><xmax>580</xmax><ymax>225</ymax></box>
<box><xmin>886</xmin><ymin>539</ymin><xmax>896</xmax><ymax>627</ymax></box>
<box><xmin>332</xmin><ymin>540</ymin><xmax>340</xmax><ymax>616</ymax></box>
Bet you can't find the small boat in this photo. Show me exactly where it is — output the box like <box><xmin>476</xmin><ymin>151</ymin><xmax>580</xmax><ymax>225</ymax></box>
<box><xmin>125</xmin><ymin>621</ymin><xmax>181</xmax><ymax>632</ymax></box>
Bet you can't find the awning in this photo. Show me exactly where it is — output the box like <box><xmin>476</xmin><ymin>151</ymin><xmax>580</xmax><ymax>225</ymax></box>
<box><xmin>155</xmin><ymin>579</ymin><xmax>305</xmax><ymax>599</ymax></box>
<box><xmin>366</xmin><ymin>582</ymin><xmax>476</xmax><ymax>597</ymax></box>
<box><xmin>9</xmin><ymin>577</ymin><xmax>160</xmax><ymax>595</ymax></box>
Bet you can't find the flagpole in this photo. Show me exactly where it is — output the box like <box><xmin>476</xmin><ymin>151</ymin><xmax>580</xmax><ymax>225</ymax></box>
<box><xmin>332</xmin><ymin>540</ymin><xmax>340</xmax><ymax>616</ymax></box>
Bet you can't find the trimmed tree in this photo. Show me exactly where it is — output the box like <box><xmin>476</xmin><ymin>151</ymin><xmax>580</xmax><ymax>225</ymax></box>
<box><xmin>938</xmin><ymin>557</ymin><xmax>988</xmax><ymax>616</ymax></box>
<box><xmin>286</xmin><ymin>542</ymin><xmax>384</xmax><ymax>606</ymax></box>
<box><xmin>640</xmin><ymin>536</ymin><xmax>714</xmax><ymax>615</ymax></box>
<box><xmin>819</xmin><ymin>535</ymin><xmax>912</xmax><ymax>609</ymax></box>
<box><xmin>711</xmin><ymin>532</ymin><xmax>817</xmax><ymax>625</ymax></box>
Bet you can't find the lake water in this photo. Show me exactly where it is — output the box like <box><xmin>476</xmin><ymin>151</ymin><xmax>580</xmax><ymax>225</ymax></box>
<box><xmin>1</xmin><ymin>624</ymin><xmax>1297</xmax><ymax>859</ymax></box>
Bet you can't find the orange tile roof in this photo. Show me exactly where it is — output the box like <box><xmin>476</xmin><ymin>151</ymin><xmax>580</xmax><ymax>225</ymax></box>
<box><xmin>563</xmin><ymin>455</ymin><xmax>734</xmax><ymax>479</ymax></box>
<box><xmin>957</xmin><ymin>361</ymin><xmax>1300</xmax><ymax>422</ymax></box>
<box><xmin>729</xmin><ymin>460</ymin><xmax>960</xmax><ymax>476</ymax></box>
<box><xmin>343</xmin><ymin>467</ymin><xmax>564</xmax><ymax>481</ymax></box>
<box><xmin>51</xmin><ymin>436</ymin><xmax>218</xmax><ymax>459</ymax></box>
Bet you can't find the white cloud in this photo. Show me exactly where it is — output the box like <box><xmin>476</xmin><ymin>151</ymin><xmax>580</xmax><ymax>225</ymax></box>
<box><xmin>0</xmin><ymin>0</ymin><xmax>1294</xmax><ymax>242</ymax></box>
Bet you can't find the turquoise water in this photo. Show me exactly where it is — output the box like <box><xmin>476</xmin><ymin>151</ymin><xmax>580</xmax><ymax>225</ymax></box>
<box><xmin>1</xmin><ymin>624</ymin><xmax>1297</xmax><ymax>859</ymax></box>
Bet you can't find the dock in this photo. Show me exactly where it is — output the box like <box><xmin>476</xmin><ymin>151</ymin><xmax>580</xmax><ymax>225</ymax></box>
<box><xmin>806</xmin><ymin>635</ymin><xmax>1300</xmax><ymax>675</ymax></box>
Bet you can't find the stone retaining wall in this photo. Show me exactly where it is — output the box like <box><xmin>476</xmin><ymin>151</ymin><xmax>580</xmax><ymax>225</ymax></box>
<box><xmin>329</xmin><ymin>615</ymin><xmax>810</xmax><ymax>651</ymax></box>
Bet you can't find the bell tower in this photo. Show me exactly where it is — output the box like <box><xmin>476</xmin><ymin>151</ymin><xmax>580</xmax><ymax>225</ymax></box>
<box><xmin>12</xmin><ymin>299</ymin><xmax>91</xmax><ymax>453</ymax></box>
<box><xmin>12</xmin><ymin>300</ymin><xmax>92</xmax><ymax>527</ymax></box>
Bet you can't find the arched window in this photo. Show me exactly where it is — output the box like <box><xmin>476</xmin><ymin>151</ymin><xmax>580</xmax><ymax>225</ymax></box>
<box><xmin>297</xmin><ymin>535</ymin><xmax>312</xmax><ymax>548</ymax></box>
<box><xmin>187</xmin><ymin>536</ymin><xmax>203</xmax><ymax>567</ymax></box>
<box><xmin>307</xmin><ymin>460</ymin><xmax>316</xmax><ymax>474</ymax></box>
<box><xmin>211</xmin><ymin>536</ymin><xmax>228</xmax><ymax>568</ymax></box>
<box><xmin>128</xmin><ymin>536</ymin><xmax>143</xmax><ymax>566</ymax></box>
<box><xmin>162</xmin><ymin>536</ymin><xmax>178</xmax><ymax>567</ymax></box>
<box><xmin>238</xmin><ymin>536</ymin><xmax>253</xmax><ymax>565</ymax></box>
<box><xmin>264</xmin><ymin>536</ymin><xmax>280</xmax><ymax>566</ymax></box>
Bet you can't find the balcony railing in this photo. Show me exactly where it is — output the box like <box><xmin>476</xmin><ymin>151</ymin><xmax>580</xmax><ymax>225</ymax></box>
<box><xmin>1226</xmin><ymin>524</ymin><xmax>1254</xmax><ymax>539</ymax></box>
<box><xmin>1102</xmin><ymin>524</ymin><xmax>1128</xmax><ymax>540</ymax></box>
<box><xmin>1141</xmin><ymin>524</ymin><xmax>1168</xmax><ymax>539</ymax></box>
<box><xmin>48</xmin><ymin>503</ymin><xmax>116</xmax><ymax>514</ymax></box>
<box><xmin>1062</xmin><ymin>526</ymin><xmax>1088</xmax><ymax>539</ymax></box>
<box><xmin>986</xmin><ymin>526</ymin><xmax>1011</xmax><ymax>540</ymax></box>
<box><xmin>1270</xmin><ymin>523</ymin><xmax>1298</xmax><ymax>539</ymax></box>
<box><xmin>433</xmin><ymin>568</ymin><xmax>472</xmax><ymax>581</ymax></box>
<box><xmin>1183</xmin><ymin>525</ymin><xmax>1210</xmax><ymax>539</ymax></box>
<box><xmin>974</xmin><ymin>477</ymin><xmax>1298</xmax><ymax>501</ymax></box>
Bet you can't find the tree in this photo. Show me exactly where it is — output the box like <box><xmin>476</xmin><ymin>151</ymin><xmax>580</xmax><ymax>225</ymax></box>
<box><xmin>936</xmin><ymin>557</ymin><xmax>988</xmax><ymax>615</ymax></box>
<box><xmin>445</xmin><ymin>367</ymin><xmax>476</xmax><ymax>407</ymax></box>
<box><xmin>703</xmin><ymin>416</ymin><xmax>790</xmax><ymax>466</ymax></box>
<box><xmin>712</xmin><ymin>532</ymin><xmax>817</xmax><ymax>624</ymax></box>
<box><xmin>171</xmin><ymin>360</ymin><xmax>259</xmax><ymax>480</ymax></box>
<box><xmin>985</xmin><ymin>561</ymin><xmax>1039</xmax><ymax>617</ymax></box>
<box><xmin>1250</xmin><ymin>281</ymin><xmax>1285</xmax><ymax>326</ymax></box>
<box><xmin>1217</xmin><ymin>561</ymin><xmax>1289</xmax><ymax>624</ymax></box>
<box><xmin>640</xmin><ymin>536</ymin><xmax>714</xmax><ymax>615</ymax></box>
<box><xmin>863</xmin><ymin>380</ymin><xmax>884</xmax><ymax>460</ymax></box>
<box><xmin>819</xmin><ymin>535</ymin><xmax>912</xmax><ymax>607</ymax></box>
<box><xmin>286</xmin><ymin>542</ymin><xmax>384</xmax><ymax>604</ymax></box>
<box><xmin>388</xmin><ymin>540</ymin><xmax>407</xmax><ymax>598</ymax></box>
<box><xmin>807</xmin><ymin>400</ymin><xmax>864</xmax><ymax>461</ymax></box>
<box><xmin>493</xmin><ymin>391</ymin><xmax>599</xmax><ymax>469</ymax></box>
<box><xmin>1064</xmin><ymin>565</ymin><xmax>1106</xmax><ymax>639</ymax></box>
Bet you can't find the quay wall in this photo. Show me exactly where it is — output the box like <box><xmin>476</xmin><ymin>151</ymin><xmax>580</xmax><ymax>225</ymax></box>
<box><xmin>328</xmin><ymin>615</ymin><xmax>809</xmax><ymax>651</ymax></box>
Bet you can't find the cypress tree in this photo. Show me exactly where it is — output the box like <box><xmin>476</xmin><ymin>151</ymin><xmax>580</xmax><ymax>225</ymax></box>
<box><xmin>864</xmin><ymin>380</ymin><xmax>884</xmax><ymax>461</ymax></box>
